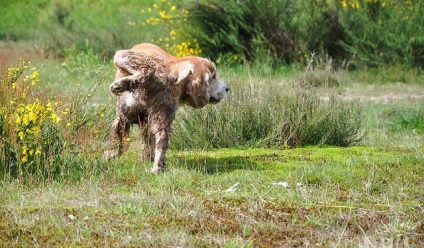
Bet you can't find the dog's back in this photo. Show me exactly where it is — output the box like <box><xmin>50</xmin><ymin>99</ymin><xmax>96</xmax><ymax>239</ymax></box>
<box><xmin>131</xmin><ymin>43</ymin><xmax>175</xmax><ymax>62</ymax></box>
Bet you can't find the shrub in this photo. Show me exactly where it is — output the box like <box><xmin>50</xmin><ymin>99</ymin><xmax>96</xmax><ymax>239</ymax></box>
<box><xmin>138</xmin><ymin>1</ymin><xmax>202</xmax><ymax>57</ymax></box>
<box><xmin>0</xmin><ymin>59</ymin><xmax>114</xmax><ymax>180</ymax></box>
<box><xmin>188</xmin><ymin>0</ymin><xmax>302</xmax><ymax>63</ymax></box>
<box><xmin>187</xmin><ymin>0</ymin><xmax>424</xmax><ymax>68</ymax></box>
<box><xmin>0</xmin><ymin>60</ymin><xmax>64</xmax><ymax>178</ymax></box>
<box><xmin>170</xmin><ymin>65</ymin><xmax>363</xmax><ymax>149</ymax></box>
<box><xmin>338</xmin><ymin>0</ymin><xmax>424</xmax><ymax>68</ymax></box>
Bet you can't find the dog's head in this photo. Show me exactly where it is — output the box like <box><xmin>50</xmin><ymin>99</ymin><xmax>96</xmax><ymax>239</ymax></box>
<box><xmin>169</xmin><ymin>57</ymin><xmax>229</xmax><ymax>108</ymax></box>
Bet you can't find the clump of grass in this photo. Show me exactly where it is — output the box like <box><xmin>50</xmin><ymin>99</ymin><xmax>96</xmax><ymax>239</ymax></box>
<box><xmin>301</xmin><ymin>69</ymin><xmax>341</xmax><ymax>88</ymax></box>
<box><xmin>171</xmin><ymin>64</ymin><xmax>363</xmax><ymax>150</ymax></box>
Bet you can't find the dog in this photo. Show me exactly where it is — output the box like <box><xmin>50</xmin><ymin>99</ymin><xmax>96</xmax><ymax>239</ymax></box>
<box><xmin>106</xmin><ymin>43</ymin><xmax>229</xmax><ymax>172</ymax></box>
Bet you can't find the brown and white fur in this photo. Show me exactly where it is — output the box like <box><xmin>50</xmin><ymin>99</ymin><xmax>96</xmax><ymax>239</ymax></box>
<box><xmin>105</xmin><ymin>43</ymin><xmax>229</xmax><ymax>172</ymax></box>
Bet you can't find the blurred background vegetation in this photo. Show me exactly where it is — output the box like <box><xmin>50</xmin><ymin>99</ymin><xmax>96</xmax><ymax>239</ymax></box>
<box><xmin>1</xmin><ymin>0</ymin><xmax>423</xmax><ymax>68</ymax></box>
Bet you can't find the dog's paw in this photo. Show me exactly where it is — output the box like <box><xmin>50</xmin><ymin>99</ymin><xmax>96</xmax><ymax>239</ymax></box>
<box><xmin>110</xmin><ymin>79</ymin><xmax>129</xmax><ymax>95</ymax></box>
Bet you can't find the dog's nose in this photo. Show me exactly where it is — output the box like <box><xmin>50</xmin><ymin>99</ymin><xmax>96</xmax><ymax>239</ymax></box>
<box><xmin>225</xmin><ymin>86</ymin><xmax>230</xmax><ymax>92</ymax></box>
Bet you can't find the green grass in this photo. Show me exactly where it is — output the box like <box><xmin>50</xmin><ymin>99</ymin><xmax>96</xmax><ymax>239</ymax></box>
<box><xmin>1</xmin><ymin>146</ymin><xmax>423</xmax><ymax>247</ymax></box>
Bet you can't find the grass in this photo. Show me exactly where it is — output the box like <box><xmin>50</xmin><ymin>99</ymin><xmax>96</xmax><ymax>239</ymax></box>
<box><xmin>1</xmin><ymin>146</ymin><xmax>423</xmax><ymax>246</ymax></box>
<box><xmin>1</xmin><ymin>51</ymin><xmax>423</xmax><ymax>246</ymax></box>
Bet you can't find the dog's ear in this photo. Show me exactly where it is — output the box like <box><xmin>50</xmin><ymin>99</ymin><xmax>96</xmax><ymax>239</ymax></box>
<box><xmin>169</xmin><ymin>61</ymin><xmax>195</xmax><ymax>84</ymax></box>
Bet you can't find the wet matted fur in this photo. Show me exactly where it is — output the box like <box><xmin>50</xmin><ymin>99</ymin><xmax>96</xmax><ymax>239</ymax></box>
<box><xmin>106</xmin><ymin>43</ymin><xmax>229</xmax><ymax>172</ymax></box>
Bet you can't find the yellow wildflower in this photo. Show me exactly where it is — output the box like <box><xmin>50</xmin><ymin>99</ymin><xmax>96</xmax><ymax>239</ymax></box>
<box><xmin>23</xmin><ymin>116</ymin><xmax>29</xmax><ymax>125</ymax></box>
<box><xmin>22</xmin><ymin>145</ymin><xmax>28</xmax><ymax>155</ymax></box>
<box><xmin>16</xmin><ymin>115</ymin><xmax>22</xmax><ymax>124</ymax></box>
<box><xmin>18</xmin><ymin>131</ymin><xmax>25</xmax><ymax>140</ymax></box>
<box><xmin>51</xmin><ymin>113</ymin><xmax>61</xmax><ymax>123</ymax></box>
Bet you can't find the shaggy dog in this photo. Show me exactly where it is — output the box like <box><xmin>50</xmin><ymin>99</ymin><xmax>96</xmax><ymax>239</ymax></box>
<box><xmin>106</xmin><ymin>43</ymin><xmax>229</xmax><ymax>172</ymax></box>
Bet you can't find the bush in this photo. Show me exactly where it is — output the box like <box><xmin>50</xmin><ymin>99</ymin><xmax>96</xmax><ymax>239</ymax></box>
<box><xmin>188</xmin><ymin>0</ymin><xmax>303</xmax><ymax>63</ymax></box>
<box><xmin>339</xmin><ymin>0</ymin><xmax>424</xmax><ymax>68</ymax></box>
<box><xmin>170</xmin><ymin>65</ymin><xmax>363</xmax><ymax>149</ymax></box>
<box><xmin>0</xmin><ymin>60</ymin><xmax>63</xmax><ymax>178</ymax></box>
<box><xmin>187</xmin><ymin>0</ymin><xmax>424</xmax><ymax>68</ymax></box>
<box><xmin>0</xmin><ymin>59</ymin><xmax>114</xmax><ymax>180</ymax></box>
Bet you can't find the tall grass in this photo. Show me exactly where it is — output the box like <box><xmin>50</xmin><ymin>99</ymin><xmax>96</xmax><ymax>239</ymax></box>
<box><xmin>171</xmin><ymin>64</ymin><xmax>363</xmax><ymax>149</ymax></box>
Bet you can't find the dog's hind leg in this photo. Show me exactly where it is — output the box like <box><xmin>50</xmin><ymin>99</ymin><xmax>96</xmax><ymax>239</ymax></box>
<box><xmin>110</xmin><ymin>50</ymin><xmax>159</xmax><ymax>95</ymax></box>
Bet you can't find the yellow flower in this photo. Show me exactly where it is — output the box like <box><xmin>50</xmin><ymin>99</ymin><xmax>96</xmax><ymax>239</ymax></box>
<box><xmin>35</xmin><ymin>150</ymin><xmax>42</xmax><ymax>156</ymax></box>
<box><xmin>22</xmin><ymin>155</ymin><xmax>28</xmax><ymax>163</ymax></box>
<box><xmin>29</xmin><ymin>111</ymin><xmax>37</xmax><ymax>123</ymax></box>
<box><xmin>23</xmin><ymin>116</ymin><xmax>29</xmax><ymax>125</ymax></box>
<box><xmin>18</xmin><ymin>131</ymin><xmax>25</xmax><ymax>140</ymax></box>
<box><xmin>170</xmin><ymin>6</ymin><xmax>176</xmax><ymax>11</ymax></box>
<box><xmin>22</xmin><ymin>145</ymin><xmax>28</xmax><ymax>155</ymax></box>
<box><xmin>51</xmin><ymin>113</ymin><xmax>61</xmax><ymax>123</ymax></box>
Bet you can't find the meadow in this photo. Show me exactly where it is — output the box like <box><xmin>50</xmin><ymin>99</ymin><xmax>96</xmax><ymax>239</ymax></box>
<box><xmin>1</xmin><ymin>0</ymin><xmax>424</xmax><ymax>247</ymax></box>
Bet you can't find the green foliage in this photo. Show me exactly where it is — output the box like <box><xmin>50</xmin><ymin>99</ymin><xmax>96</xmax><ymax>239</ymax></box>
<box><xmin>188</xmin><ymin>0</ymin><xmax>302</xmax><ymax>63</ymax></box>
<box><xmin>339</xmin><ymin>0</ymin><xmax>424</xmax><ymax>68</ymax></box>
<box><xmin>188</xmin><ymin>0</ymin><xmax>424</xmax><ymax>68</ymax></box>
<box><xmin>2</xmin><ymin>0</ymin><xmax>423</xmax><ymax>68</ymax></box>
